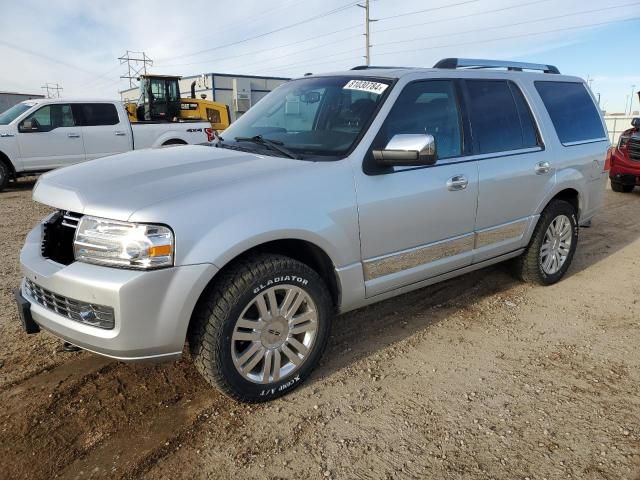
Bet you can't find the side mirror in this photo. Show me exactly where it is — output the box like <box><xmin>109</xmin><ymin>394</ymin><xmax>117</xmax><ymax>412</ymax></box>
<box><xmin>18</xmin><ymin>119</ymin><xmax>38</xmax><ymax>133</ymax></box>
<box><xmin>631</xmin><ymin>117</ymin><xmax>640</xmax><ymax>129</ymax></box>
<box><xmin>373</xmin><ymin>134</ymin><xmax>437</xmax><ymax>167</ymax></box>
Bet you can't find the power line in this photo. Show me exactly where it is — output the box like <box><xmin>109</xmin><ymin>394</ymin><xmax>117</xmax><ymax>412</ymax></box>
<box><xmin>374</xmin><ymin>2</ymin><xmax>640</xmax><ymax>50</ymax></box>
<box><xmin>0</xmin><ymin>39</ymin><xmax>97</xmax><ymax>76</ymax></box>
<box><xmin>157</xmin><ymin>1</ymin><xmax>361</xmax><ymax>62</ymax></box>
<box><xmin>373</xmin><ymin>0</ymin><xmax>550</xmax><ymax>35</ymax></box>
<box><xmin>377</xmin><ymin>0</ymin><xmax>483</xmax><ymax>22</ymax></box>
<box><xmin>155</xmin><ymin>25</ymin><xmax>361</xmax><ymax>69</ymax></box>
<box><xmin>374</xmin><ymin>16</ymin><xmax>640</xmax><ymax>58</ymax></box>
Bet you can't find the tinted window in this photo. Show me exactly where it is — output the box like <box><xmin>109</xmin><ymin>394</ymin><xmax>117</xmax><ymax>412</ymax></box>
<box><xmin>375</xmin><ymin>80</ymin><xmax>462</xmax><ymax>159</ymax></box>
<box><xmin>24</xmin><ymin>104</ymin><xmax>75</xmax><ymax>131</ymax></box>
<box><xmin>535</xmin><ymin>81</ymin><xmax>605</xmax><ymax>144</ymax></box>
<box><xmin>80</xmin><ymin>103</ymin><xmax>119</xmax><ymax>126</ymax></box>
<box><xmin>466</xmin><ymin>80</ymin><xmax>538</xmax><ymax>154</ymax></box>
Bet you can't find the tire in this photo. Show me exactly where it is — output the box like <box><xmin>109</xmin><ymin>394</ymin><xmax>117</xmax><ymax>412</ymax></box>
<box><xmin>611</xmin><ymin>181</ymin><xmax>634</xmax><ymax>193</ymax></box>
<box><xmin>0</xmin><ymin>161</ymin><xmax>9</xmax><ymax>192</ymax></box>
<box><xmin>189</xmin><ymin>253</ymin><xmax>332</xmax><ymax>403</ymax></box>
<box><xmin>515</xmin><ymin>200</ymin><xmax>578</xmax><ymax>285</ymax></box>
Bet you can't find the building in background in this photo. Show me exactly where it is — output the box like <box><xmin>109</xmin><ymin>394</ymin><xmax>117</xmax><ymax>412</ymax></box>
<box><xmin>120</xmin><ymin>72</ymin><xmax>289</xmax><ymax>123</ymax></box>
<box><xmin>0</xmin><ymin>91</ymin><xmax>45</xmax><ymax>113</ymax></box>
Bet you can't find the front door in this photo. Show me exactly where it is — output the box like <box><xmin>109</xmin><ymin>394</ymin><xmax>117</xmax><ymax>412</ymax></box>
<box><xmin>16</xmin><ymin>103</ymin><xmax>85</xmax><ymax>170</ymax></box>
<box><xmin>354</xmin><ymin>80</ymin><xmax>479</xmax><ymax>297</ymax></box>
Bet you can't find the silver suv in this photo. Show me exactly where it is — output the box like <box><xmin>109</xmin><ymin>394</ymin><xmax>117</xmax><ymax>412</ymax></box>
<box><xmin>16</xmin><ymin>59</ymin><xmax>609</xmax><ymax>402</ymax></box>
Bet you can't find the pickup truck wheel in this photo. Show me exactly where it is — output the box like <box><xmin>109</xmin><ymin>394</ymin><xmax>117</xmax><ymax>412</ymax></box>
<box><xmin>189</xmin><ymin>253</ymin><xmax>332</xmax><ymax>403</ymax></box>
<box><xmin>0</xmin><ymin>161</ymin><xmax>9</xmax><ymax>192</ymax></box>
<box><xmin>515</xmin><ymin>200</ymin><xmax>578</xmax><ymax>285</ymax></box>
<box><xmin>611</xmin><ymin>181</ymin><xmax>634</xmax><ymax>193</ymax></box>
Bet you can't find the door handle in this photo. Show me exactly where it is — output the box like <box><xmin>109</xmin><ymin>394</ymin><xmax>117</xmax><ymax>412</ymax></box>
<box><xmin>115</xmin><ymin>131</ymin><xmax>127</xmax><ymax>136</ymax></box>
<box><xmin>447</xmin><ymin>175</ymin><xmax>468</xmax><ymax>191</ymax></box>
<box><xmin>67</xmin><ymin>133</ymin><xmax>81</xmax><ymax>138</ymax></box>
<box><xmin>0</xmin><ymin>133</ymin><xmax>15</xmax><ymax>138</ymax></box>
<box><xmin>535</xmin><ymin>161</ymin><xmax>551</xmax><ymax>175</ymax></box>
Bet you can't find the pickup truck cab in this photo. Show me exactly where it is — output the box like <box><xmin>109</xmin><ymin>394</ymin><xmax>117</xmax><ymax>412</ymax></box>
<box><xmin>16</xmin><ymin>59</ymin><xmax>609</xmax><ymax>403</ymax></box>
<box><xmin>0</xmin><ymin>98</ymin><xmax>214</xmax><ymax>191</ymax></box>
<box><xmin>609</xmin><ymin>117</ymin><xmax>640</xmax><ymax>192</ymax></box>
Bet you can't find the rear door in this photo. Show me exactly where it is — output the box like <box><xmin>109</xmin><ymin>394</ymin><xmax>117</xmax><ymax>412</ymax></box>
<box><xmin>16</xmin><ymin>103</ymin><xmax>85</xmax><ymax>170</ymax></box>
<box><xmin>466</xmin><ymin>79</ymin><xmax>551</xmax><ymax>263</ymax></box>
<box><xmin>76</xmin><ymin>103</ymin><xmax>131</xmax><ymax>161</ymax></box>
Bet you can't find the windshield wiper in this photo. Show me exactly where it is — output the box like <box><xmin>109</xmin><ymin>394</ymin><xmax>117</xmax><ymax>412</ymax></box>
<box><xmin>234</xmin><ymin>135</ymin><xmax>300</xmax><ymax>159</ymax></box>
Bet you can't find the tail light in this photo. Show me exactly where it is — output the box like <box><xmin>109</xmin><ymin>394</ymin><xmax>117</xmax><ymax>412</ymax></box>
<box><xmin>604</xmin><ymin>148</ymin><xmax>612</xmax><ymax>172</ymax></box>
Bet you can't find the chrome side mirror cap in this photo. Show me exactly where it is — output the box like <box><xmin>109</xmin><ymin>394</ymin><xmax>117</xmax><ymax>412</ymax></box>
<box><xmin>373</xmin><ymin>134</ymin><xmax>437</xmax><ymax>167</ymax></box>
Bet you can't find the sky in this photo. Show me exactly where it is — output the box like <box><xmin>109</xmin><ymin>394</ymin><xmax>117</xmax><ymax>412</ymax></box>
<box><xmin>1</xmin><ymin>0</ymin><xmax>639</xmax><ymax>113</ymax></box>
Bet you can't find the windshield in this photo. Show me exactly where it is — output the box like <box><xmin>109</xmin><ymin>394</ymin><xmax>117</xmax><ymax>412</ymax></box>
<box><xmin>0</xmin><ymin>102</ymin><xmax>36</xmax><ymax>125</ymax></box>
<box><xmin>220</xmin><ymin>76</ymin><xmax>393</xmax><ymax>158</ymax></box>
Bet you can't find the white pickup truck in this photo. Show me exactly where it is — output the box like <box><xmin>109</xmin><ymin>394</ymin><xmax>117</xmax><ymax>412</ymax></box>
<box><xmin>0</xmin><ymin>98</ymin><xmax>214</xmax><ymax>191</ymax></box>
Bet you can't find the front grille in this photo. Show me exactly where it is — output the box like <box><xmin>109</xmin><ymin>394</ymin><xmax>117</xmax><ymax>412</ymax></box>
<box><xmin>42</xmin><ymin>211</ymin><xmax>82</xmax><ymax>265</ymax></box>
<box><xmin>24</xmin><ymin>278</ymin><xmax>115</xmax><ymax>329</ymax></box>
<box><xmin>628</xmin><ymin>138</ymin><xmax>640</xmax><ymax>162</ymax></box>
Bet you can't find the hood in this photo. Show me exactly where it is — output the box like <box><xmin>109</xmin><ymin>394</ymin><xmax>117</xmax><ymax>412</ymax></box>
<box><xmin>33</xmin><ymin>145</ymin><xmax>307</xmax><ymax>220</ymax></box>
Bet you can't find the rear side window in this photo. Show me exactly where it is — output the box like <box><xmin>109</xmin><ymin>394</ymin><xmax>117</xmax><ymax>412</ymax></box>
<box><xmin>535</xmin><ymin>81</ymin><xmax>605</xmax><ymax>144</ymax></box>
<box><xmin>466</xmin><ymin>80</ymin><xmax>539</xmax><ymax>154</ymax></box>
<box><xmin>79</xmin><ymin>103</ymin><xmax>119</xmax><ymax>126</ymax></box>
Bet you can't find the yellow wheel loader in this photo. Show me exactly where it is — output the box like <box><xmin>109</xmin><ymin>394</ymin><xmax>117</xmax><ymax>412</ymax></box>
<box><xmin>125</xmin><ymin>75</ymin><xmax>230</xmax><ymax>131</ymax></box>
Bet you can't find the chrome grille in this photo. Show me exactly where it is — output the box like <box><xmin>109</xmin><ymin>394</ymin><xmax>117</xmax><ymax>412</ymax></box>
<box><xmin>628</xmin><ymin>138</ymin><xmax>640</xmax><ymax>162</ymax></box>
<box><xmin>24</xmin><ymin>278</ymin><xmax>115</xmax><ymax>329</ymax></box>
<box><xmin>61</xmin><ymin>211</ymin><xmax>82</xmax><ymax>229</ymax></box>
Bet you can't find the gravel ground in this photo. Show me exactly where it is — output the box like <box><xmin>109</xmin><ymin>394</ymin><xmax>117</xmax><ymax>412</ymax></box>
<box><xmin>1</xmin><ymin>178</ymin><xmax>640</xmax><ymax>480</ymax></box>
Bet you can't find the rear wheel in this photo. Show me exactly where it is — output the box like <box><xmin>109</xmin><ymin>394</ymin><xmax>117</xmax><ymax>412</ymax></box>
<box><xmin>0</xmin><ymin>161</ymin><xmax>9</xmax><ymax>192</ymax></box>
<box><xmin>515</xmin><ymin>200</ymin><xmax>578</xmax><ymax>285</ymax></box>
<box><xmin>611</xmin><ymin>181</ymin><xmax>634</xmax><ymax>193</ymax></box>
<box><xmin>189</xmin><ymin>253</ymin><xmax>332</xmax><ymax>403</ymax></box>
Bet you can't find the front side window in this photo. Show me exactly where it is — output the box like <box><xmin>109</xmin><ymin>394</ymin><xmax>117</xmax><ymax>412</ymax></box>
<box><xmin>374</xmin><ymin>80</ymin><xmax>462</xmax><ymax>159</ymax></box>
<box><xmin>466</xmin><ymin>80</ymin><xmax>538</xmax><ymax>154</ymax></box>
<box><xmin>535</xmin><ymin>81</ymin><xmax>606</xmax><ymax>144</ymax></box>
<box><xmin>220</xmin><ymin>76</ymin><xmax>393</xmax><ymax>158</ymax></box>
<box><xmin>23</xmin><ymin>104</ymin><xmax>75</xmax><ymax>132</ymax></box>
<box><xmin>79</xmin><ymin>103</ymin><xmax>119</xmax><ymax>126</ymax></box>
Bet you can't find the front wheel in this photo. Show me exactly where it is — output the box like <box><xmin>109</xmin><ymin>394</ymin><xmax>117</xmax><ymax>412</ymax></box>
<box><xmin>0</xmin><ymin>161</ymin><xmax>9</xmax><ymax>192</ymax></box>
<box><xmin>515</xmin><ymin>200</ymin><xmax>579</xmax><ymax>285</ymax></box>
<box><xmin>189</xmin><ymin>254</ymin><xmax>332</xmax><ymax>403</ymax></box>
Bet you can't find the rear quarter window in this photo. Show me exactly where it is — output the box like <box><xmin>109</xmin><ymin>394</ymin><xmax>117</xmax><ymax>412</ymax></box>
<box><xmin>534</xmin><ymin>81</ymin><xmax>606</xmax><ymax>145</ymax></box>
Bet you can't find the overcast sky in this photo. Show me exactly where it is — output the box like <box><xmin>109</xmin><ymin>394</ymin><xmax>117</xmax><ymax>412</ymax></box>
<box><xmin>1</xmin><ymin>0</ymin><xmax>639</xmax><ymax>112</ymax></box>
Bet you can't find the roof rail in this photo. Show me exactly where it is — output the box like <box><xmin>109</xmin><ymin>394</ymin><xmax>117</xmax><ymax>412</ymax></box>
<box><xmin>351</xmin><ymin>65</ymin><xmax>407</xmax><ymax>70</ymax></box>
<box><xmin>433</xmin><ymin>58</ymin><xmax>560</xmax><ymax>74</ymax></box>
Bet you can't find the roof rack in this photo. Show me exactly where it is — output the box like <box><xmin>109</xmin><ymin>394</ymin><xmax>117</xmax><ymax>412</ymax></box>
<box><xmin>433</xmin><ymin>58</ymin><xmax>560</xmax><ymax>74</ymax></box>
<box><xmin>351</xmin><ymin>65</ymin><xmax>408</xmax><ymax>70</ymax></box>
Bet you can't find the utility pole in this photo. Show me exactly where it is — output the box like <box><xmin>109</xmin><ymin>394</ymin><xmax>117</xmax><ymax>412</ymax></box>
<box><xmin>118</xmin><ymin>50</ymin><xmax>153</xmax><ymax>88</ymax></box>
<box><xmin>629</xmin><ymin>84</ymin><xmax>636</xmax><ymax>115</ymax></box>
<box><xmin>41</xmin><ymin>82</ymin><xmax>63</xmax><ymax>98</ymax></box>
<box><xmin>357</xmin><ymin>0</ymin><xmax>377</xmax><ymax>65</ymax></box>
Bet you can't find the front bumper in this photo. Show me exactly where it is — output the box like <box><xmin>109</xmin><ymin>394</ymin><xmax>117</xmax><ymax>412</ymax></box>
<box><xmin>609</xmin><ymin>148</ymin><xmax>640</xmax><ymax>185</ymax></box>
<box><xmin>19</xmin><ymin>224</ymin><xmax>218</xmax><ymax>362</ymax></box>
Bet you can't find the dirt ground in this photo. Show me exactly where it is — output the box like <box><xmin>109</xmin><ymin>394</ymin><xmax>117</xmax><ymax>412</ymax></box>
<box><xmin>1</xmin><ymin>179</ymin><xmax>640</xmax><ymax>480</ymax></box>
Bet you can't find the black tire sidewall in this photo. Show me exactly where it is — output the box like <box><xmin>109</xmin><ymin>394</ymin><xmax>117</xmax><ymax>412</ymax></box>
<box><xmin>0</xmin><ymin>162</ymin><xmax>8</xmax><ymax>191</ymax></box>
<box><xmin>215</xmin><ymin>262</ymin><xmax>331</xmax><ymax>401</ymax></box>
<box><xmin>536</xmin><ymin>203</ymin><xmax>579</xmax><ymax>284</ymax></box>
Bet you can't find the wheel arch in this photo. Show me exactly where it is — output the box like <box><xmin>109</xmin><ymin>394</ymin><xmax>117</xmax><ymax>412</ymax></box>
<box><xmin>0</xmin><ymin>150</ymin><xmax>16</xmax><ymax>176</ymax></box>
<box><xmin>186</xmin><ymin>237</ymin><xmax>341</xmax><ymax>338</ymax></box>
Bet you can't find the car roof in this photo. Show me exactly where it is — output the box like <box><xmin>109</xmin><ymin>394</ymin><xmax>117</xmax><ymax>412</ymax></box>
<box><xmin>22</xmin><ymin>98</ymin><xmax>120</xmax><ymax>105</ymax></box>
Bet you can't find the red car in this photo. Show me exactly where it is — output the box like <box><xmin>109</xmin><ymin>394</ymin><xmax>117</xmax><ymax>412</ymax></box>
<box><xmin>609</xmin><ymin>117</ymin><xmax>640</xmax><ymax>193</ymax></box>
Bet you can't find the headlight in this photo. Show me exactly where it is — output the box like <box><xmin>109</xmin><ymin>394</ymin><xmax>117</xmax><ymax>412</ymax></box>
<box><xmin>619</xmin><ymin>135</ymin><xmax>630</xmax><ymax>149</ymax></box>
<box><xmin>74</xmin><ymin>216</ymin><xmax>174</xmax><ymax>270</ymax></box>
